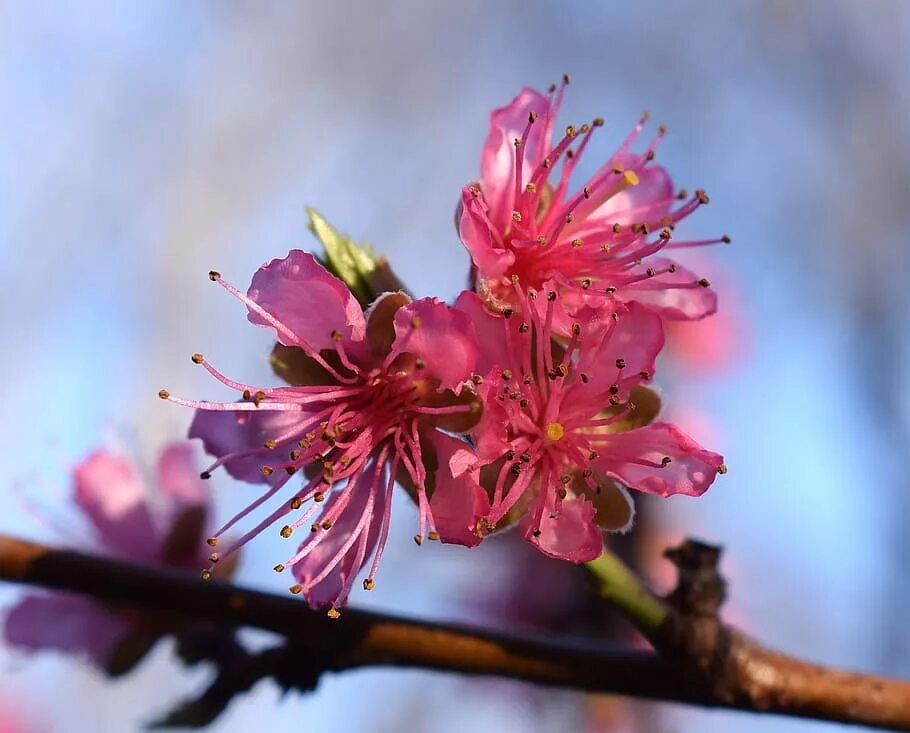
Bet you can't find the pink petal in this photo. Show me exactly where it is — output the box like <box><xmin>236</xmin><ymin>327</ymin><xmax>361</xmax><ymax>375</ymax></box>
<box><xmin>573</xmin><ymin>302</ymin><xmax>664</xmax><ymax>398</ymax></box>
<box><xmin>292</xmin><ymin>467</ymin><xmax>384</xmax><ymax>609</ymax></box>
<box><xmin>621</xmin><ymin>257</ymin><xmax>718</xmax><ymax>321</ymax></box>
<box><xmin>390</xmin><ymin>298</ymin><xmax>478</xmax><ymax>392</ymax></box>
<box><xmin>4</xmin><ymin>593</ymin><xmax>132</xmax><ymax>669</ymax></box>
<box><xmin>425</xmin><ymin>431</ymin><xmax>490</xmax><ymax>548</ymax></box>
<box><xmin>189</xmin><ymin>408</ymin><xmax>304</xmax><ymax>484</ymax></box>
<box><xmin>598</xmin><ymin>422</ymin><xmax>723</xmax><ymax>498</ymax></box>
<box><xmin>458</xmin><ymin>188</ymin><xmax>515</xmax><ymax>279</ymax></box>
<box><xmin>521</xmin><ymin>496</ymin><xmax>603</xmax><ymax>563</ymax></box>
<box><xmin>453</xmin><ymin>290</ymin><xmax>511</xmax><ymax>378</ymax></box>
<box><xmin>481</xmin><ymin>87</ymin><xmax>550</xmax><ymax>231</ymax></box>
<box><xmin>582</xmin><ymin>161</ymin><xmax>674</xmax><ymax>229</ymax></box>
<box><xmin>156</xmin><ymin>442</ymin><xmax>210</xmax><ymax>512</ymax></box>
<box><xmin>247</xmin><ymin>250</ymin><xmax>367</xmax><ymax>351</ymax></box>
<box><xmin>73</xmin><ymin>451</ymin><xmax>159</xmax><ymax>561</ymax></box>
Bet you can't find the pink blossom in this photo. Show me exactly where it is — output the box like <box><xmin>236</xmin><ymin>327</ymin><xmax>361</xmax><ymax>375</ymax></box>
<box><xmin>459</xmin><ymin>79</ymin><xmax>727</xmax><ymax>327</ymax></box>
<box><xmin>4</xmin><ymin>443</ymin><xmax>213</xmax><ymax>672</ymax></box>
<box><xmin>454</xmin><ymin>284</ymin><xmax>725</xmax><ymax>563</ymax></box>
<box><xmin>164</xmin><ymin>251</ymin><xmax>485</xmax><ymax>614</ymax></box>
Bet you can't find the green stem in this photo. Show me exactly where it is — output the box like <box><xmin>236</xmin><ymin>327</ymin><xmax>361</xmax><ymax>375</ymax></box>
<box><xmin>585</xmin><ymin>547</ymin><xmax>668</xmax><ymax>640</ymax></box>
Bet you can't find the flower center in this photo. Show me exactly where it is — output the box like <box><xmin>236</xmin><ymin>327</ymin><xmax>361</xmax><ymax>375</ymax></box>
<box><xmin>545</xmin><ymin>421</ymin><xmax>565</xmax><ymax>441</ymax></box>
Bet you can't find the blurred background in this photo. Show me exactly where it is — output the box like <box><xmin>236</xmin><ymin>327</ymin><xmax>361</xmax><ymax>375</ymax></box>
<box><xmin>2</xmin><ymin>1</ymin><xmax>909</xmax><ymax>731</ymax></box>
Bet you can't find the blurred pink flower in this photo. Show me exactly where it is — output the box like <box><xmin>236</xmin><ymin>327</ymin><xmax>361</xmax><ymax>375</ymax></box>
<box><xmin>4</xmin><ymin>443</ymin><xmax>212</xmax><ymax>673</ymax></box>
<box><xmin>454</xmin><ymin>285</ymin><xmax>724</xmax><ymax>562</ymax></box>
<box><xmin>459</xmin><ymin>80</ymin><xmax>727</xmax><ymax>328</ymax></box>
<box><xmin>166</xmin><ymin>251</ymin><xmax>485</xmax><ymax>613</ymax></box>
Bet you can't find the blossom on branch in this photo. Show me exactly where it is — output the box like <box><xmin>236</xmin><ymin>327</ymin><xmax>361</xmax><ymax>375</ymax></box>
<box><xmin>162</xmin><ymin>251</ymin><xmax>485</xmax><ymax>614</ymax></box>
<box><xmin>453</xmin><ymin>284</ymin><xmax>725</xmax><ymax>563</ymax></box>
<box><xmin>4</xmin><ymin>443</ymin><xmax>214</xmax><ymax>674</ymax></box>
<box><xmin>459</xmin><ymin>78</ymin><xmax>727</xmax><ymax>327</ymax></box>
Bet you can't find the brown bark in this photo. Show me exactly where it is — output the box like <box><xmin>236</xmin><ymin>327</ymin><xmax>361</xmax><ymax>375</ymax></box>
<box><xmin>1</xmin><ymin>534</ymin><xmax>908</xmax><ymax>730</ymax></box>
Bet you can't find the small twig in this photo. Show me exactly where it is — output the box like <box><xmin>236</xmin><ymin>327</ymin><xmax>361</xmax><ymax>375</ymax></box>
<box><xmin>1</xmin><ymin>535</ymin><xmax>909</xmax><ymax>730</ymax></box>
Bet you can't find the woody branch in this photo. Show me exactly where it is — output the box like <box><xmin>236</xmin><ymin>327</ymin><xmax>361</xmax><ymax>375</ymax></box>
<box><xmin>0</xmin><ymin>534</ymin><xmax>907</xmax><ymax>730</ymax></box>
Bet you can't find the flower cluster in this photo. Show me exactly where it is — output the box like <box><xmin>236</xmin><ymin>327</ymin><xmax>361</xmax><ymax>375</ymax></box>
<box><xmin>5</xmin><ymin>444</ymin><xmax>216</xmax><ymax>673</ymax></box>
<box><xmin>162</xmin><ymin>79</ymin><xmax>726</xmax><ymax>615</ymax></box>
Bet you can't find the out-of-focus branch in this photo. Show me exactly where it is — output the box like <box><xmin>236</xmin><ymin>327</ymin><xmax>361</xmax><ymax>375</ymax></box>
<box><xmin>1</xmin><ymin>535</ymin><xmax>909</xmax><ymax>731</ymax></box>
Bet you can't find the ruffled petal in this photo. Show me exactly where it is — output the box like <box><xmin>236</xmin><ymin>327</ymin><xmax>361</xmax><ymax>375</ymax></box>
<box><xmin>597</xmin><ymin>422</ymin><xmax>723</xmax><ymax>498</ymax></box>
<box><xmin>582</xmin><ymin>161</ymin><xmax>674</xmax><ymax>230</ymax></box>
<box><xmin>458</xmin><ymin>188</ymin><xmax>515</xmax><ymax>280</ymax></box>
<box><xmin>4</xmin><ymin>593</ymin><xmax>132</xmax><ymax>669</ymax></box>
<box><xmin>189</xmin><ymin>408</ymin><xmax>305</xmax><ymax>484</ymax></box>
<box><xmin>481</xmin><ymin>87</ymin><xmax>550</xmax><ymax>231</ymax></box>
<box><xmin>453</xmin><ymin>290</ymin><xmax>512</xmax><ymax>378</ymax></box>
<box><xmin>73</xmin><ymin>451</ymin><xmax>159</xmax><ymax>561</ymax></box>
<box><xmin>391</xmin><ymin>298</ymin><xmax>478</xmax><ymax>392</ymax></box>
<box><xmin>425</xmin><ymin>431</ymin><xmax>490</xmax><ymax>548</ymax></box>
<box><xmin>521</xmin><ymin>495</ymin><xmax>603</xmax><ymax>563</ymax></box>
<box><xmin>247</xmin><ymin>250</ymin><xmax>367</xmax><ymax>351</ymax></box>
<box><xmin>620</xmin><ymin>257</ymin><xmax>717</xmax><ymax>321</ymax></box>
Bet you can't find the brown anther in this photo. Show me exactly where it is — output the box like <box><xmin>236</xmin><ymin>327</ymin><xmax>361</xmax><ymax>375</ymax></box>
<box><xmin>548</xmin><ymin>82</ymin><xmax>557</xmax><ymax>93</ymax></box>
<box><xmin>661</xmin><ymin>456</ymin><xmax>673</xmax><ymax>467</ymax></box>
<box><xmin>209</xmin><ymin>553</ymin><xmax>219</xmax><ymax>563</ymax></box>
<box><xmin>583</xmin><ymin>186</ymin><xmax>592</xmax><ymax>199</ymax></box>
<box><xmin>208</xmin><ymin>270</ymin><xmax>221</xmax><ymax>281</ymax></box>
<box><xmin>528</xmin><ymin>111</ymin><xmax>538</xmax><ymax>124</ymax></box>
<box><xmin>321</xmin><ymin>520</ymin><xmax>334</xmax><ymax>530</ymax></box>
<box><xmin>511</xmin><ymin>210</ymin><xmax>522</xmax><ymax>222</ymax></box>
<box><xmin>646</xmin><ymin>150</ymin><xmax>656</xmax><ymax>161</ymax></box>
<box><xmin>565</xmin><ymin>149</ymin><xmax>574</xmax><ymax>161</ymax></box>
<box><xmin>506</xmin><ymin>449</ymin><xmax>516</xmax><ymax>461</ymax></box>
<box><xmin>289</xmin><ymin>584</ymin><xmax>303</xmax><ymax>595</ymax></box>
<box><xmin>471</xmin><ymin>374</ymin><xmax>484</xmax><ymax>385</ymax></box>
<box><xmin>510</xmin><ymin>463</ymin><xmax>522</xmax><ymax>476</ymax></box>
<box><xmin>253</xmin><ymin>390</ymin><xmax>267</xmax><ymax>405</ymax></box>
<box><xmin>660</xmin><ymin>229</ymin><xmax>672</xmax><ymax>240</ymax></box>
<box><xmin>547</xmin><ymin>291</ymin><xmax>557</xmax><ymax>301</ymax></box>
<box><xmin>331</xmin><ymin>329</ymin><xmax>343</xmax><ymax>342</ymax></box>
<box><xmin>206</xmin><ymin>537</ymin><xmax>218</xmax><ymax>547</ymax></box>
<box><xmin>363</xmin><ymin>578</ymin><xmax>376</xmax><ymax>591</ymax></box>
<box><xmin>532</xmin><ymin>529</ymin><xmax>542</xmax><ymax>538</ymax></box>
<box><xmin>428</xmin><ymin>531</ymin><xmax>440</xmax><ymax>541</ymax></box>
<box><xmin>581</xmin><ymin>278</ymin><xmax>592</xmax><ymax>290</ymax></box>
<box><xmin>525</xmin><ymin>182</ymin><xmax>537</xmax><ymax>193</ymax></box>
<box><xmin>612</xmin><ymin>223</ymin><xmax>622</xmax><ymax>234</ymax></box>
<box><xmin>721</xmin><ymin>234</ymin><xmax>731</xmax><ymax>244</ymax></box>
<box><xmin>695</xmin><ymin>189</ymin><xmax>710</xmax><ymax>204</ymax></box>
<box><xmin>565</xmin><ymin>213</ymin><xmax>574</xmax><ymax>224</ymax></box>
<box><xmin>571</xmin><ymin>323</ymin><xmax>581</xmax><ymax>336</ymax></box>
<box><xmin>718</xmin><ymin>463</ymin><xmax>728</xmax><ymax>475</ymax></box>
<box><xmin>527</xmin><ymin>288</ymin><xmax>537</xmax><ymax>299</ymax></box>
<box><xmin>609</xmin><ymin>384</ymin><xmax>619</xmax><ymax>395</ymax></box>
<box><xmin>612</xmin><ymin>312</ymin><xmax>620</xmax><ymax>322</ymax></box>
<box><xmin>543</xmin><ymin>158</ymin><xmax>552</xmax><ymax>169</ymax></box>
<box><xmin>263</xmin><ymin>439</ymin><xmax>277</xmax><ymax>450</ymax></box>
<box><xmin>571</xmin><ymin>238</ymin><xmax>583</xmax><ymax>248</ymax></box>
<box><xmin>311</xmin><ymin>523</ymin><xmax>320</xmax><ymax>533</ymax></box>
<box><xmin>158</xmin><ymin>389</ymin><xmax>170</xmax><ymax>400</ymax></box>
<box><xmin>327</xmin><ymin>608</ymin><xmax>341</xmax><ymax>619</ymax></box>
<box><xmin>414</xmin><ymin>358</ymin><xmax>426</xmax><ymax>369</ymax></box>
<box><xmin>519</xmin><ymin>398</ymin><xmax>530</xmax><ymax>408</ymax></box>
<box><xmin>668</xmin><ymin>264</ymin><xmax>677</xmax><ymax>273</ymax></box>
<box><xmin>566</xmin><ymin>125</ymin><xmax>576</xmax><ymax>137</ymax></box>
<box><xmin>273</xmin><ymin>564</ymin><xmax>285</xmax><ymax>573</ymax></box>
<box><xmin>502</xmin><ymin>307</ymin><xmax>514</xmax><ymax>318</ymax></box>
<box><xmin>290</xmin><ymin>497</ymin><xmax>303</xmax><ymax>510</ymax></box>
<box><xmin>557</xmin><ymin>488</ymin><xmax>568</xmax><ymax>499</ymax></box>
<box><xmin>191</xmin><ymin>353</ymin><xmax>204</xmax><ymax>365</ymax></box>
<box><xmin>589</xmin><ymin>450</ymin><xmax>599</xmax><ymax>460</ymax></box>
<box><xmin>611</xmin><ymin>165</ymin><xmax>624</xmax><ymax>174</ymax></box>
<box><xmin>279</xmin><ymin>525</ymin><xmax>292</xmax><ymax>539</ymax></box>
<box><xmin>639</xmin><ymin>370</ymin><xmax>651</xmax><ymax>380</ymax></box>
<box><xmin>536</xmin><ymin>235</ymin><xmax>547</xmax><ymax>246</ymax></box>
<box><xmin>563</xmin><ymin>73</ymin><xmax>571</xmax><ymax>84</ymax></box>
<box><xmin>242</xmin><ymin>389</ymin><xmax>252</xmax><ymax>401</ymax></box>
<box><xmin>513</xmin><ymin>137</ymin><xmax>522</xmax><ymax>148</ymax></box>
<box><xmin>260</xmin><ymin>466</ymin><xmax>274</xmax><ymax>477</ymax></box>
<box><xmin>698</xmin><ymin>278</ymin><xmax>711</xmax><ymax>288</ymax></box>
<box><xmin>289</xmin><ymin>449</ymin><xmax>301</xmax><ymax>461</ymax></box>
<box><xmin>582</xmin><ymin>468</ymin><xmax>594</xmax><ymax>478</ymax></box>
<box><xmin>615</xmin><ymin>358</ymin><xmax>626</xmax><ymax>369</ymax></box>
<box><xmin>677</xmin><ymin>188</ymin><xmax>688</xmax><ymax>200</ymax></box>
<box><xmin>200</xmin><ymin>471</ymin><xmax>212</xmax><ymax>480</ymax></box>
<box><xmin>501</xmin><ymin>369</ymin><xmax>513</xmax><ymax>381</ymax></box>
<box><xmin>557</xmin><ymin>364</ymin><xmax>569</xmax><ymax>378</ymax></box>
<box><xmin>593</xmin><ymin>117</ymin><xmax>605</xmax><ymax>127</ymax></box>
<box><xmin>658</xmin><ymin>124</ymin><xmax>667</xmax><ymax>135</ymax></box>
<box><xmin>580</xmin><ymin>372</ymin><xmax>590</xmax><ymax>383</ymax></box>
<box><xmin>200</xmin><ymin>569</ymin><xmax>213</xmax><ymax>581</ymax></box>
<box><xmin>518</xmin><ymin>323</ymin><xmax>529</xmax><ymax>333</ymax></box>
<box><xmin>414</xmin><ymin>534</ymin><xmax>423</xmax><ymax>546</ymax></box>
<box><xmin>646</xmin><ymin>268</ymin><xmax>657</xmax><ymax>277</ymax></box>
<box><xmin>410</xmin><ymin>315</ymin><xmax>422</xmax><ymax>328</ymax></box>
